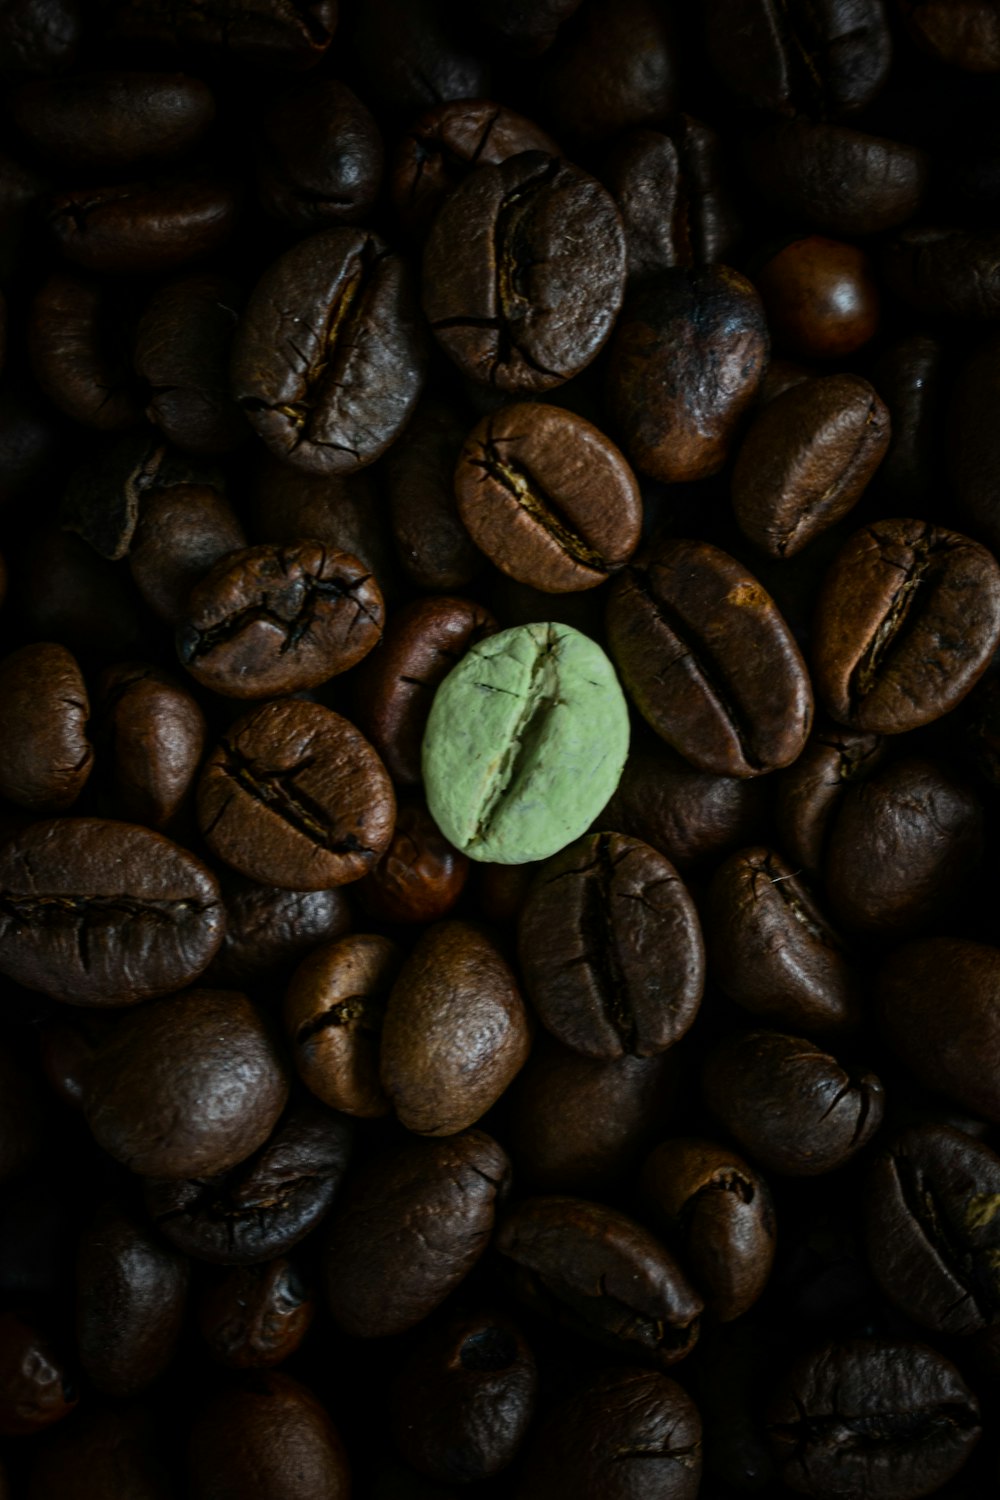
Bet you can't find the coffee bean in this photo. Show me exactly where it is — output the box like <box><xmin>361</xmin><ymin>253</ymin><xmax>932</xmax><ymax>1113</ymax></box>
<box><xmin>210</xmin><ymin>877</ymin><xmax>350</xmax><ymax>990</ymax></box>
<box><xmin>10</xmin><ymin>71</ymin><xmax>215</xmax><ymax>172</ymax></box>
<box><xmin>883</xmin><ymin>226</ymin><xmax>1000</xmax><ymax>320</ymax></box>
<box><xmin>28</xmin><ymin>272</ymin><xmax>142</xmax><ymax>431</ymax></box>
<box><xmin>249</xmin><ymin>457</ymin><xmax>395</xmax><ymax>589</ymax></box>
<box><xmin>97</xmin><ymin>661</ymin><xmax>205</xmax><ymax>829</ymax></box>
<box><xmin>0</xmin><ymin>818</ymin><xmax>224</xmax><ymax>1006</ymax></box>
<box><xmin>198</xmin><ymin>699</ymin><xmax>395</xmax><ymax>890</ymax></box>
<box><xmin>257</xmin><ymin>79</ymin><xmax>383</xmax><ymax>231</ymax></box>
<box><xmin>774</xmin><ymin>724</ymin><xmax>885</xmax><ymax>875</ymax></box>
<box><xmin>352</xmin><ymin>0</ymin><xmax>489</xmax><ymax>115</ymax></box>
<box><xmin>188</xmin><ymin>1373</ymin><xmax>350</xmax><ymax>1500</ymax></box>
<box><xmin>106</xmin><ymin>0</ymin><xmax>338</xmax><ymax>67</ymax></box>
<box><xmin>384</xmin><ymin>397</ymin><xmax>484</xmax><ymax>591</ymax></box>
<box><xmin>46</xmin><ymin>177</ymin><xmax>237</xmax><ymax>275</ymax></box>
<box><xmin>898</xmin><ymin>0</ymin><xmax>1000</xmax><ymax>71</ymax></box>
<box><xmin>874</xmin><ymin>333</ymin><xmax>947</xmax><ymax>505</ymax></box>
<box><xmin>134</xmin><ymin>273</ymin><xmax>246</xmax><ymax>454</ymax></box>
<box><xmin>199</xmin><ymin>1259</ymin><xmax>314</xmax><ymax>1368</ymax></box>
<box><xmin>359</xmin><ymin>801</ymin><xmax>468</xmax><ymax>924</ymax></box>
<box><xmin>0</xmin><ymin>642</ymin><xmax>93</xmax><ymax>812</ymax></box>
<box><xmin>606</xmin><ymin>539</ymin><xmax>813</xmax><ymax>777</ymax></box>
<box><xmin>755</xmin><ymin>236</ymin><xmax>879</xmax><ymax>359</ymax></box>
<box><xmin>0</xmin><ymin>1312</ymin><xmax>77</xmax><ymax>1437</ymax></box>
<box><xmin>129</xmin><ymin>482</ymin><xmax>247</xmax><ymax>626</ymax></box>
<box><xmin>59</xmin><ymin>428</ymin><xmax>190</xmax><ymax>563</ymax></box>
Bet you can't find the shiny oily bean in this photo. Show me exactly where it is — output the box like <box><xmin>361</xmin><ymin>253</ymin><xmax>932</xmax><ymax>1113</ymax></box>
<box><xmin>773</xmin><ymin>724</ymin><xmax>885</xmax><ymax>876</ymax></box>
<box><xmin>46</xmin><ymin>177</ymin><xmax>237</xmax><ymax>276</ymax></box>
<box><xmin>359</xmin><ymin>801</ymin><xmax>468</xmax><ymax>924</ymax></box>
<box><xmin>0</xmin><ymin>642</ymin><xmax>92</xmax><ymax>812</ymax></box>
<box><xmin>606</xmin><ymin>539</ymin><xmax>813</xmax><ymax>777</ymax></box>
<box><xmin>755</xmin><ymin>236</ymin><xmax>880</xmax><ymax>360</ymax></box>
<box><xmin>97</xmin><ymin>662</ymin><xmax>205</xmax><ymax>830</ymax></box>
<box><xmin>105</xmin><ymin>0</ymin><xmax>338</xmax><ymax>67</ymax></box>
<box><xmin>129</xmin><ymin>482</ymin><xmax>247</xmax><ymax>627</ymax></box>
<box><xmin>257</xmin><ymin>79</ymin><xmax>383</xmax><ymax>231</ymax></box>
<box><xmin>640</xmin><ymin>1139</ymin><xmax>776</xmax><ymax>1321</ymax></box>
<box><xmin>517</xmin><ymin>832</ymin><xmax>704</xmax><ymax>1059</ymax></box>
<box><xmin>812</xmin><ymin>518</ymin><xmax>1000</xmax><ymax>734</ymax></box>
<box><xmin>706</xmin><ymin>847</ymin><xmax>862</xmax><ymax>1035</ymax></box>
<box><xmin>703</xmin><ymin>1030</ymin><xmax>883</xmax><ymax>1176</ymax></box>
<box><xmin>496</xmin><ymin>1196</ymin><xmax>703</xmax><ymax>1367</ymax></box>
<box><xmin>176</xmin><ymin>542</ymin><xmax>384</xmax><ymax>699</ymax></box>
<box><xmin>731</xmin><ymin>374</ymin><xmax>890</xmax><ymax>558</ymax></box>
<box><xmin>284</xmin><ymin>934</ymin><xmax>401</xmax><ymax>1118</ymax></box>
<box><xmin>209</xmin><ymin>877</ymin><xmax>350</xmax><ymax>990</ymax></box>
<box><xmin>188</xmin><ymin>1374</ymin><xmax>350</xmax><ymax>1500</ymax></box>
<box><xmin>200</xmin><ymin>1259</ymin><xmax>315</xmax><ymax>1368</ymax></box>
<box><xmin>454</xmin><ymin>403</ymin><xmax>642</xmax><ymax>592</ymax></box>
<box><xmin>10</xmin><ymin>71</ymin><xmax>215</xmax><ymax>172</ymax></box>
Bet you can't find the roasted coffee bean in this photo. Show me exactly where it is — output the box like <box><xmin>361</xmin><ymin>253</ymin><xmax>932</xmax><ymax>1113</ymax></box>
<box><xmin>641</xmin><ymin>1139</ymin><xmax>776</xmax><ymax>1321</ymax></box>
<box><xmin>774</xmin><ymin>724</ymin><xmax>885</xmax><ymax>875</ymax></box>
<box><xmin>606</xmin><ymin>539</ymin><xmax>813</xmax><ymax>777</ymax></box>
<box><xmin>209</xmin><ymin>877</ymin><xmax>350</xmax><ymax>989</ymax></box>
<box><xmin>352</xmin><ymin>0</ymin><xmax>489</xmax><ymax>115</ymax></box>
<box><xmin>496</xmin><ymin>1196</ymin><xmax>702</xmax><ymax>1366</ymax></box>
<box><xmin>423</xmin><ymin>152</ymin><xmax>626</xmax><ymax>393</ymax></box>
<box><xmin>97</xmin><ymin>661</ymin><xmax>205</xmax><ymax>829</ymax></box>
<box><xmin>601</xmin><ymin>119</ymin><xmax>738</xmax><ymax>282</ymax></box>
<box><xmin>59</xmin><ymin>427</ymin><xmax>195</xmax><ymax>563</ymax></box>
<box><xmin>392</xmin><ymin>99</ymin><xmax>559</xmax><ymax>240</ymax></box>
<box><xmin>10</xmin><ymin>72</ymin><xmax>215</xmax><ymax>171</ymax></box>
<box><xmin>355</xmin><ymin>594</ymin><xmax>497</xmax><ymax>785</ymax></box>
<box><xmin>535</xmin><ymin>0</ymin><xmax>679</xmax><ymax>143</ymax></box>
<box><xmin>0</xmin><ymin>1313</ymin><xmax>77</xmax><ymax>1436</ymax></box>
<box><xmin>507</xmin><ymin>1040</ymin><xmax>676</xmax><ymax>1194</ymax></box>
<box><xmin>517</xmin><ymin>832</ymin><xmax>704</xmax><ymax>1059</ymax></box>
<box><xmin>606</xmin><ymin>266</ymin><xmax>768</xmax><ymax>483</ymax></box>
<box><xmin>704</xmin><ymin>0</ymin><xmax>892</xmax><ymax>117</ymax></box>
<box><xmin>284</xmin><ymin>933</ymin><xmax>401</xmax><ymax>1117</ymax></box>
<box><xmin>46</xmin><ymin>177</ymin><xmax>237</xmax><ymax>275</ymax></box>
<box><xmin>454</xmin><ymin>403</ymin><xmax>642</xmax><ymax>592</ymax></box>
<box><xmin>517</xmin><ymin>1366</ymin><xmax>702</xmax><ymax>1500</ymax></box>
<box><xmin>825</xmin><ymin>756</ymin><xmax>983</xmax><ymax>936</ymax></box>
<box><xmin>380</xmin><ymin>920</ymin><xmax>531</xmax><ymax>1134</ymax></box>
<box><xmin>145</xmin><ymin>1101</ymin><xmax>352</xmax><ymax>1262</ymax></box>
<box><xmin>873</xmin><ymin>332</ymin><xmax>946</xmax><ymax>505</ymax></box>
<box><xmin>232</xmin><ymin>228</ymin><xmax>428</xmax><ymax>474</ymax></box>
<box><xmin>0</xmin><ymin>0</ymin><xmax>81</xmax><ymax>72</ymax></box>
<box><xmin>84</xmin><ymin>988</ymin><xmax>288</xmax><ymax>1177</ymax></box>
<box><xmin>706</xmin><ymin>847</ymin><xmax>862</xmax><ymax>1034</ymax></box>
<box><xmin>883</xmin><ymin>227</ymin><xmax>1000</xmax><ymax>320</ymax></box>
<box><xmin>200</xmin><ymin>1258</ymin><xmax>314</xmax><ymax>1367</ymax></box>
<box><xmin>731</xmin><ymin>374</ymin><xmax>890</xmax><ymax>558</ymax></box>
<box><xmin>866</xmin><ymin>1126</ymin><xmax>1000</xmax><ymax>1337</ymax></box>
<box><xmin>879</xmin><ymin>939</ymin><xmax>1000</xmax><ymax>1123</ymax></box>
<box><xmin>38</xmin><ymin>1012</ymin><xmax>110</xmax><ymax>1112</ymax></box>
<box><xmin>744</xmin><ymin>121</ymin><xmax>927</xmax><ymax>236</ymax></box>
<box><xmin>129</xmin><ymin>482</ymin><xmax>247</xmax><ymax>626</ymax></box>
<box><xmin>359</xmin><ymin>801</ymin><xmax>468</xmax><ymax>924</ymax></box>
<box><xmin>703</xmin><ymin>1030</ymin><xmax>883</xmax><ymax>1175</ymax></box>
<box><xmin>812</xmin><ymin>518</ymin><xmax>1000</xmax><ymax>733</ymax></box>
<box><xmin>0</xmin><ymin>642</ymin><xmax>93</xmax><ymax>812</ymax></box>
<box><xmin>76</xmin><ymin>1200</ymin><xmax>189</xmax><ymax>1395</ymax></box>
<box><xmin>106</xmin><ymin>0</ymin><xmax>339</xmax><ymax>67</ymax></box>
<box><xmin>257</xmin><ymin>79</ymin><xmax>383</xmax><ymax>230</ymax></box>
<box><xmin>767</xmin><ymin>1339</ymin><xmax>981</xmax><ymax>1499</ymax></box>
<box><xmin>28</xmin><ymin>272</ymin><xmax>142</xmax><ymax>431</ymax></box>
<box><xmin>133</xmin><ymin>273</ymin><xmax>245</xmax><ymax>454</ymax></box>
<box><xmin>323</xmin><ymin>1131</ymin><xmax>510</xmax><ymax>1337</ymax></box>
<box><xmin>898</xmin><ymin>0</ymin><xmax>1000</xmax><ymax>71</ymax></box>
<box><xmin>0</xmin><ymin>818</ymin><xmax>224</xmax><ymax>1006</ymax></box>
<box><xmin>176</xmin><ymin>542</ymin><xmax>383</xmax><ymax>698</ymax></box>
<box><xmin>188</xmin><ymin>1373</ymin><xmax>350</xmax><ymax>1500</ymax></box>
<box><xmin>755</xmin><ymin>236</ymin><xmax>879</xmax><ymax>359</ymax></box>
<box><xmin>248</xmin><ymin>457</ymin><xmax>394</xmax><ymax>588</ymax></box>
<box><xmin>197</xmin><ymin>698</ymin><xmax>396</xmax><ymax>890</ymax></box>
<box><xmin>26</xmin><ymin>1404</ymin><xmax>171</xmax><ymax>1500</ymax></box>
<box><xmin>384</xmin><ymin>398</ymin><xmax>484</xmax><ymax>591</ymax></box>
<box><xmin>390</xmin><ymin>1310</ymin><xmax>537</xmax><ymax>1482</ymax></box>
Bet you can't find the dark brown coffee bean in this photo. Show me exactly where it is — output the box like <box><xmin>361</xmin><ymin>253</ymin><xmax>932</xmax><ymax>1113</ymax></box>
<box><xmin>0</xmin><ymin>643</ymin><xmax>93</xmax><ymax>812</ymax></box>
<box><xmin>898</xmin><ymin>0</ymin><xmax>1000</xmax><ymax>70</ymax></box>
<box><xmin>704</xmin><ymin>1030</ymin><xmax>883</xmax><ymax>1175</ymax></box>
<box><xmin>284</xmin><ymin>933</ymin><xmax>401</xmax><ymax>1117</ymax></box>
<box><xmin>248</xmin><ymin>457</ymin><xmax>395</xmax><ymax>589</ymax></box>
<box><xmin>496</xmin><ymin>1196</ymin><xmax>702</xmax><ymax>1366</ymax></box>
<box><xmin>200</xmin><ymin>1258</ymin><xmax>314</xmax><ymax>1367</ymax></box>
<box><xmin>606</xmin><ymin>539</ymin><xmax>813</xmax><ymax>777</ymax></box>
<box><xmin>0</xmin><ymin>1313</ymin><xmax>77</xmax><ymax>1436</ymax></box>
<box><xmin>640</xmin><ymin>1138</ymin><xmax>776</xmax><ymax>1321</ymax></box>
<box><xmin>866</xmin><ymin>1126</ymin><xmax>1000</xmax><ymax>1337</ymax></box>
<box><xmin>706</xmin><ymin>847</ymin><xmax>862</xmax><ymax>1034</ymax></box>
<box><xmin>134</xmin><ymin>273</ymin><xmax>246</xmax><ymax>455</ymax></box>
<box><xmin>188</xmin><ymin>1373</ymin><xmax>350</xmax><ymax>1500</ymax></box>
<box><xmin>454</xmin><ymin>403</ymin><xmax>642</xmax><ymax>592</ymax></box>
<box><xmin>144</xmin><ymin>1101</ymin><xmax>352</xmax><ymax>1262</ymax></box>
<box><xmin>774</xmin><ymin>724</ymin><xmax>885</xmax><ymax>875</ymax></box>
<box><xmin>97</xmin><ymin>662</ymin><xmax>205</xmax><ymax>830</ymax></box>
<box><xmin>767</xmin><ymin>1339</ymin><xmax>981</xmax><ymax>1499</ymax></box>
<box><xmin>518</xmin><ymin>832</ymin><xmax>704</xmax><ymax>1059</ymax></box>
<box><xmin>28</xmin><ymin>272</ymin><xmax>142</xmax><ymax>431</ymax></box>
<box><xmin>517</xmin><ymin>1366</ymin><xmax>702</xmax><ymax>1500</ymax></box>
<box><xmin>232</xmin><ymin>227</ymin><xmax>428</xmax><ymax>475</ymax></box>
<box><xmin>355</xmin><ymin>594</ymin><xmax>497</xmax><ymax>784</ymax></box>
<box><xmin>607</xmin><ymin>266</ymin><xmax>768</xmax><ymax>483</ymax></box>
<box><xmin>879</xmin><ymin>939</ymin><xmax>1000</xmax><ymax>1123</ymax></box>
<box><xmin>755</xmin><ymin>236</ymin><xmax>879</xmax><ymax>359</ymax></box>
<box><xmin>883</xmin><ymin>226</ymin><xmax>1000</xmax><ymax>320</ymax></box>
<box><xmin>76</xmin><ymin>1201</ymin><xmax>189</xmax><ymax>1395</ymax></box>
<box><xmin>26</xmin><ymin>1405</ymin><xmax>170</xmax><ymax>1500</ymax></box>
<box><xmin>176</xmin><ymin>542</ymin><xmax>384</xmax><ymax>699</ymax></box>
<box><xmin>59</xmin><ymin>428</ymin><xmax>188</xmax><ymax>563</ymax></box>
<box><xmin>197</xmin><ymin>699</ymin><xmax>396</xmax><ymax>890</ymax></box>
<box><xmin>812</xmin><ymin>518</ymin><xmax>1000</xmax><ymax>733</ymax></box>
<box><xmin>732</xmin><ymin>374</ymin><xmax>890</xmax><ymax>558</ymax></box>
<box><xmin>384</xmin><ymin>397</ymin><xmax>484</xmax><ymax>591</ymax></box>
<box><xmin>359</xmin><ymin>802</ymin><xmax>468</xmax><ymax>924</ymax></box>
<box><xmin>0</xmin><ymin>818</ymin><xmax>224</xmax><ymax>1006</ymax></box>
<box><xmin>381</xmin><ymin>920</ymin><xmax>531</xmax><ymax>1135</ymax></box>
<box><xmin>46</xmin><ymin>177</ymin><xmax>237</xmax><ymax>275</ymax></box>
<box><xmin>352</xmin><ymin>0</ymin><xmax>489</xmax><ymax>115</ymax></box>
<box><xmin>209</xmin><ymin>876</ymin><xmax>350</xmax><ymax>989</ymax></box>
<box><xmin>323</xmin><ymin>1131</ymin><xmax>510</xmax><ymax>1338</ymax></box>
<box><xmin>84</xmin><ymin>988</ymin><xmax>287</xmax><ymax>1178</ymax></box>
<box><xmin>10</xmin><ymin>72</ymin><xmax>215</xmax><ymax>172</ymax></box>
<box><xmin>874</xmin><ymin>333</ymin><xmax>947</xmax><ymax>506</ymax></box>
<box><xmin>129</xmin><ymin>482</ymin><xmax>247</xmax><ymax>626</ymax></box>
<box><xmin>392</xmin><ymin>99</ymin><xmax>559</xmax><ymax>240</ymax></box>
<box><xmin>107</xmin><ymin>0</ymin><xmax>338</xmax><ymax>67</ymax></box>
<box><xmin>257</xmin><ymin>79</ymin><xmax>383</xmax><ymax>230</ymax></box>
<box><xmin>423</xmin><ymin>152</ymin><xmax>626</xmax><ymax>393</ymax></box>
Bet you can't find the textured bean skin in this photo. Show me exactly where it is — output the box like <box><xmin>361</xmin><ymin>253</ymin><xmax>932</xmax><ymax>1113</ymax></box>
<box><xmin>10</xmin><ymin>72</ymin><xmax>215</xmax><ymax>171</ymax></box>
<box><xmin>0</xmin><ymin>643</ymin><xmax>93</xmax><ymax>812</ymax></box>
<box><xmin>199</xmin><ymin>1258</ymin><xmax>315</xmax><ymax>1367</ymax></box>
<box><xmin>188</xmin><ymin>1374</ymin><xmax>350</xmax><ymax>1500</ymax></box>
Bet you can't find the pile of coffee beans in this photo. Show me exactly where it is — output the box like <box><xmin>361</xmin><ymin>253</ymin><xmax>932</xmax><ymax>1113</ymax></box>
<box><xmin>5</xmin><ymin>1</ymin><xmax>1000</xmax><ymax>1495</ymax></box>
